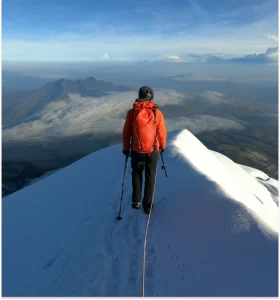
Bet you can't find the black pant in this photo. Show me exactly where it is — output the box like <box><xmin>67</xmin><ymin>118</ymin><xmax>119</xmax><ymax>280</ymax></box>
<box><xmin>131</xmin><ymin>150</ymin><xmax>158</xmax><ymax>208</ymax></box>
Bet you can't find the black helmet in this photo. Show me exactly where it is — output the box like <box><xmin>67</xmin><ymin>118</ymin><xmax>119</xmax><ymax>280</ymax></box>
<box><xmin>138</xmin><ymin>86</ymin><xmax>154</xmax><ymax>100</ymax></box>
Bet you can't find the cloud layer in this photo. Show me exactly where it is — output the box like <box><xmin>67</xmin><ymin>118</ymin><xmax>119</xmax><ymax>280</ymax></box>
<box><xmin>2</xmin><ymin>89</ymin><xmax>243</xmax><ymax>142</ymax></box>
<box><xmin>200</xmin><ymin>91</ymin><xmax>227</xmax><ymax>104</ymax></box>
<box><xmin>153</xmin><ymin>55</ymin><xmax>184</xmax><ymax>62</ymax></box>
<box><xmin>166</xmin><ymin>115</ymin><xmax>243</xmax><ymax>134</ymax></box>
<box><xmin>231</xmin><ymin>47</ymin><xmax>278</xmax><ymax>64</ymax></box>
<box><xmin>152</xmin><ymin>37</ymin><xmax>278</xmax><ymax>64</ymax></box>
<box><xmin>2</xmin><ymin>90</ymin><xmax>184</xmax><ymax>141</ymax></box>
<box><xmin>4</xmin><ymin>37</ymin><xmax>276</xmax><ymax>63</ymax></box>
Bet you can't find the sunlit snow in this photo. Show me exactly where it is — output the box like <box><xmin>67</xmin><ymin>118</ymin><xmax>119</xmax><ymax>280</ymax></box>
<box><xmin>3</xmin><ymin>129</ymin><xmax>278</xmax><ymax>297</ymax></box>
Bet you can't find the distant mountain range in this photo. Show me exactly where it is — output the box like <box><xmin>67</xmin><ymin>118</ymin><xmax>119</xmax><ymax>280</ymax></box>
<box><xmin>2</xmin><ymin>75</ymin><xmax>277</xmax><ymax>198</ymax></box>
<box><xmin>3</xmin><ymin>76</ymin><xmax>133</xmax><ymax>127</ymax></box>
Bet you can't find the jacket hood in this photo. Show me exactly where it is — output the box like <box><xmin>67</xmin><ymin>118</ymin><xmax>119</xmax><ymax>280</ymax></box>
<box><xmin>133</xmin><ymin>100</ymin><xmax>155</xmax><ymax>109</ymax></box>
<box><xmin>135</xmin><ymin>98</ymin><xmax>152</xmax><ymax>103</ymax></box>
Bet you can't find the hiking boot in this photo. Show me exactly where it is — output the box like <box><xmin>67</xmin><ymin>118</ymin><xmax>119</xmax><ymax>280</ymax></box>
<box><xmin>132</xmin><ymin>202</ymin><xmax>141</xmax><ymax>209</ymax></box>
<box><xmin>143</xmin><ymin>202</ymin><xmax>153</xmax><ymax>214</ymax></box>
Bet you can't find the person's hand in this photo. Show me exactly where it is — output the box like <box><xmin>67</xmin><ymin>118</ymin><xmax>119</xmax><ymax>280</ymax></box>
<box><xmin>160</xmin><ymin>148</ymin><xmax>165</xmax><ymax>153</ymax></box>
<box><xmin>122</xmin><ymin>150</ymin><xmax>130</xmax><ymax>157</ymax></box>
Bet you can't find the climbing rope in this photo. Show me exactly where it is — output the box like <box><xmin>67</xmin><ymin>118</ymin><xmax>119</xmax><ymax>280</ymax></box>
<box><xmin>142</xmin><ymin>162</ymin><xmax>158</xmax><ymax>297</ymax></box>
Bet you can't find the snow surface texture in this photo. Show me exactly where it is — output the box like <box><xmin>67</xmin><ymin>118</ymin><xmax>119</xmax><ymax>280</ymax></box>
<box><xmin>3</xmin><ymin>129</ymin><xmax>278</xmax><ymax>297</ymax></box>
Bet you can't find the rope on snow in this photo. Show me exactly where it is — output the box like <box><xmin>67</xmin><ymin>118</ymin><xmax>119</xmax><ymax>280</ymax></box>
<box><xmin>142</xmin><ymin>162</ymin><xmax>158</xmax><ymax>297</ymax></box>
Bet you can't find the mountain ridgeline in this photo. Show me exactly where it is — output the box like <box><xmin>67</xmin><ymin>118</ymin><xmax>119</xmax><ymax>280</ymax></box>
<box><xmin>3</xmin><ymin>77</ymin><xmax>133</xmax><ymax>127</ymax></box>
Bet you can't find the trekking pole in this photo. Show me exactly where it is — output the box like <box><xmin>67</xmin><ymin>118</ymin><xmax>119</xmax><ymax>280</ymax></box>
<box><xmin>160</xmin><ymin>151</ymin><xmax>168</xmax><ymax>178</ymax></box>
<box><xmin>116</xmin><ymin>155</ymin><xmax>129</xmax><ymax>220</ymax></box>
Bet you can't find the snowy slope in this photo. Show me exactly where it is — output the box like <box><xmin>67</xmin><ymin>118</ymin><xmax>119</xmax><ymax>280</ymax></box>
<box><xmin>2</xmin><ymin>129</ymin><xmax>278</xmax><ymax>297</ymax></box>
<box><xmin>27</xmin><ymin>169</ymin><xmax>62</xmax><ymax>186</ymax></box>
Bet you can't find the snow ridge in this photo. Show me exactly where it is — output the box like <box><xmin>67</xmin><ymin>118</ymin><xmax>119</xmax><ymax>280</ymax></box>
<box><xmin>172</xmin><ymin>129</ymin><xmax>278</xmax><ymax>235</ymax></box>
<box><xmin>2</xmin><ymin>129</ymin><xmax>278</xmax><ymax>297</ymax></box>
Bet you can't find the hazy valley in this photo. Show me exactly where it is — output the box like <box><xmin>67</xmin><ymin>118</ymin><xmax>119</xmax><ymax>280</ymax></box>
<box><xmin>2</xmin><ymin>63</ymin><xmax>278</xmax><ymax>196</ymax></box>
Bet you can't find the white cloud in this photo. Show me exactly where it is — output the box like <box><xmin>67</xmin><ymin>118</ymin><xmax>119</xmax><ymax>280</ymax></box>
<box><xmin>231</xmin><ymin>46</ymin><xmax>278</xmax><ymax>63</ymax></box>
<box><xmin>164</xmin><ymin>55</ymin><xmax>184</xmax><ymax>62</ymax></box>
<box><xmin>267</xmin><ymin>35</ymin><xmax>278</xmax><ymax>44</ymax></box>
<box><xmin>168</xmin><ymin>39</ymin><xmax>275</xmax><ymax>65</ymax></box>
<box><xmin>224</xmin><ymin>45</ymin><xmax>279</xmax><ymax>64</ymax></box>
<box><xmin>200</xmin><ymin>91</ymin><xmax>227</xmax><ymax>104</ymax></box>
<box><xmin>166</xmin><ymin>115</ymin><xmax>244</xmax><ymax>133</ymax></box>
<box><xmin>102</xmin><ymin>53</ymin><xmax>110</xmax><ymax>60</ymax></box>
<box><xmin>265</xmin><ymin>47</ymin><xmax>278</xmax><ymax>61</ymax></box>
<box><xmin>153</xmin><ymin>55</ymin><xmax>185</xmax><ymax>62</ymax></box>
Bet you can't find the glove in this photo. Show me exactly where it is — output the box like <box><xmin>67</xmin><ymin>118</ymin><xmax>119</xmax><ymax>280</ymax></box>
<box><xmin>160</xmin><ymin>148</ymin><xmax>165</xmax><ymax>153</ymax></box>
<box><xmin>122</xmin><ymin>150</ymin><xmax>130</xmax><ymax>157</ymax></box>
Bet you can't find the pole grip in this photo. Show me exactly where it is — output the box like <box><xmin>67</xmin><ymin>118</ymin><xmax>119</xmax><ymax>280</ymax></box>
<box><xmin>160</xmin><ymin>151</ymin><xmax>168</xmax><ymax>178</ymax></box>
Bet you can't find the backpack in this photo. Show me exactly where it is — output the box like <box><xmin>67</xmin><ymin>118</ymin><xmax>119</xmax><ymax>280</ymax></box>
<box><xmin>132</xmin><ymin>106</ymin><xmax>157</xmax><ymax>153</ymax></box>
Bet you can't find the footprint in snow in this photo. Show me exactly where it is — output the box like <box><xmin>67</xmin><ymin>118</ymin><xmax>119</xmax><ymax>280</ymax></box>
<box><xmin>42</xmin><ymin>249</ymin><xmax>61</xmax><ymax>270</ymax></box>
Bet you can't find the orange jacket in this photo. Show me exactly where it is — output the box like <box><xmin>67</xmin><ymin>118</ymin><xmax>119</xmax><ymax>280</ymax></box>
<box><xmin>122</xmin><ymin>100</ymin><xmax>167</xmax><ymax>152</ymax></box>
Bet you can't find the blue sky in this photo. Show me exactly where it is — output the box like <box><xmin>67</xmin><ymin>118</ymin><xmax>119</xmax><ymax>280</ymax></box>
<box><xmin>2</xmin><ymin>0</ymin><xmax>278</xmax><ymax>61</ymax></box>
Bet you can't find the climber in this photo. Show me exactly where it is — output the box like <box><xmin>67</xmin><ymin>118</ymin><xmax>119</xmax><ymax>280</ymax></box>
<box><xmin>122</xmin><ymin>86</ymin><xmax>167</xmax><ymax>214</ymax></box>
